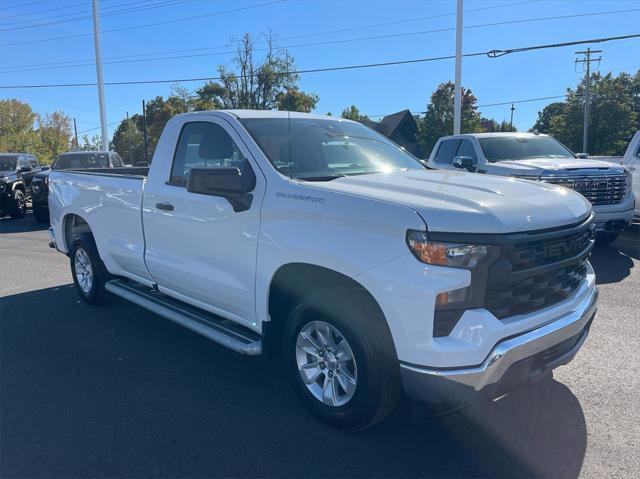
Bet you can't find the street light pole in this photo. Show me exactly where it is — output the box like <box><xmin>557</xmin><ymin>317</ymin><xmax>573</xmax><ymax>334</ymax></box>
<box><xmin>453</xmin><ymin>0</ymin><xmax>464</xmax><ymax>135</ymax></box>
<box><xmin>92</xmin><ymin>0</ymin><xmax>108</xmax><ymax>151</ymax></box>
<box><xmin>509</xmin><ymin>103</ymin><xmax>515</xmax><ymax>130</ymax></box>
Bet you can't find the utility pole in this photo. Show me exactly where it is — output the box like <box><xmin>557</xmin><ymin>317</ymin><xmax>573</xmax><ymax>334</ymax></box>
<box><xmin>73</xmin><ymin>118</ymin><xmax>78</xmax><ymax>148</ymax></box>
<box><xmin>453</xmin><ymin>0</ymin><xmax>463</xmax><ymax>135</ymax></box>
<box><xmin>575</xmin><ymin>47</ymin><xmax>602</xmax><ymax>154</ymax></box>
<box><xmin>92</xmin><ymin>0</ymin><xmax>108</xmax><ymax>151</ymax></box>
<box><xmin>142</xmin><ymin>99</ymin><xmax>149</xmax><ymax>164</ymax></box>
<box><xmin>509</xmin><ymin>103</ymin><xmax>515</xmax><ymax>130</ymax></box>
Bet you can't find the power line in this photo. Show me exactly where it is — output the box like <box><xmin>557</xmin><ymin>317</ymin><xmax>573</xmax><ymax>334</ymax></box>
<box><xmin>0</xmin><ymin>0</ymin><xmax>161</xmax><ymax>24</ymax></box>
<box><xmin>0</xmin><ymin>0</ymin><xmax>199</xmax><ymax>31</ymax></box>
<box><xmin>2</xmin><ymin>8</ymin><xmax>637</xmax><ymax>74</ymax></box>
<box><xmin>2</xmin><ymin>33</ymin><xmax>638</xmax><ymax>90</ymax></box>
<box><xmin>0</xmin><ymin>0</ymin><xmax>288</xmax><ymax>47</ymax></box>
<box><xmin>0</xmin><ymin>0</ymin><xmax>54</xmax><ymax>12</ymax></box>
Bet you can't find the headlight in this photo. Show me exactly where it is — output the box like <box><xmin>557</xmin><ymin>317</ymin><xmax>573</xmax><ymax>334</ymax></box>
<box><xmin>406</xmin><ymin>230</ymin><xmax>491</xmax><ymax>269</ymax></box>
<box><xmin>406</xmin><ymin>229</ymin><xmax>499</xmax><ymax>336</ymax></box>
<box><xmin>0</xmin><ymin>176</ymin><xmax>8</xmax><ymax>183</ymax></box>
<box><xmin>625</xmin><ymin>170</ymin><xmax>633</xmax><ymax>190</ymax></box>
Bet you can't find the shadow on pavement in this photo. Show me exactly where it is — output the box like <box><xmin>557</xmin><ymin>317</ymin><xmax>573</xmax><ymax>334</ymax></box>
<box><xmin>590</xmin><ymin>227</ymin><xmax>638</xmax><ymax>284</ymax></box>
<box><xmin>0</xmin><ymin>213</ymin><xmax>49</xmax><ymax>234</ymax></box>
<box><xmin>1</xmin><ymin>285</ymin><xmax>587</xmax><ymax>478</ymax></box>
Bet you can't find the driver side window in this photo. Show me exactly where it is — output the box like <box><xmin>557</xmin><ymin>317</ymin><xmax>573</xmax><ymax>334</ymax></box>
<box><xmin>170</xmin><ymin>122</ymin><xmax>247</xmax><ymax>187</ymax></box>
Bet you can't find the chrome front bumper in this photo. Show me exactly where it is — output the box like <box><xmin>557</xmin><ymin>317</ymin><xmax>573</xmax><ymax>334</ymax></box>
<box><xmin>401</xmin><ymin>286</ymin><xmax>598</xmax><ymax>404</ymax></box>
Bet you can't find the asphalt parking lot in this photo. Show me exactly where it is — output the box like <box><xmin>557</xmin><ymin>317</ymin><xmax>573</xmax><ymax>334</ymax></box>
<box><xmin>1</xmin><ymin>214</ymin><xmax>638</xmax><ymax>479</ymax></box>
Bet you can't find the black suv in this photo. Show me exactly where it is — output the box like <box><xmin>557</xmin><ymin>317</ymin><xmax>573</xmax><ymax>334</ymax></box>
<box><xmin>31</xmin><ymin>151</ymin><xmax>124</xmax><ymax>223</ymax></box>
<box><xmin>0</xmin><ymin>153</ymin><xmax>45</xmax><ymax>219</ymax></box>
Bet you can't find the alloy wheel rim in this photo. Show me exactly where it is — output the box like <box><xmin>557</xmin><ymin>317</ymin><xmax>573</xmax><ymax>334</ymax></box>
<box><xmin>16</xmin><ymin>194</ymin><xmax>25</xmax><ymax>213</ymax></box>
<box><xmin>295</xmin><ymin>320</ymin><xmax>358</xmax><ymax>407</ymax></box>
<box><xmin>74</xmin><ymin>247</ymin><xmax>93</xmax><ymax>293</ymax></box>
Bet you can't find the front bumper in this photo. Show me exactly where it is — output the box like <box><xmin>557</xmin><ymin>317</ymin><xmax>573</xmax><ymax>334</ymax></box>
<box><xmin>401</xmin><ymin>286</ymin><xmax>598</xmax><ymax>404</ymax></box>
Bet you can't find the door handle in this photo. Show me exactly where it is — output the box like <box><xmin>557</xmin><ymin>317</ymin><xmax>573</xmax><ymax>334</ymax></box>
<box><xmin>156</xmin><ymin>202</ymin><xmax>174</xmax><ymax>211</ymax></box>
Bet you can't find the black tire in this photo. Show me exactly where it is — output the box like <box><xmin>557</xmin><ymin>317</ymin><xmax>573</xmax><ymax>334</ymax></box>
<box><xmin>69</xmin><ymin>233</ymin><xmax>110</xmax><ymax>304</ymax></box>
<box><xmin>595</xmin><ymin>232</ymin><xmax>620</xmax><ymax>246</ymax></box>
<box><xmin>8</xmin><ymin>189</ymin><xmax>27</xmax><ymax>219</ymax></box>
<box><xmin>33</xmin><ymin>206</ymin><xmax>49</xmax><ymax>224</ymax></box>
<box><xmin>284</xmin><ymin>288</ymin><xmax>401</xmax><ymax>430</ymax></box>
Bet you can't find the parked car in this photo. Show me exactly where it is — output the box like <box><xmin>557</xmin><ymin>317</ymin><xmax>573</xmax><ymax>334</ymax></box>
<box><xmin>595</xmin><ymin>131</ymin><xmax>640</xmax><ymax>224</ymax></box>
<box><xmin>31</xmin><ymin>151</ymin><xmax>124</xmax><ymax>223</ymax></box>
<box><xmin>48</xmin><ymin>111</ymin><xmax>598</xmax><ymax>429</ymax></box>
<box><xmin>0</xmin><ymin>153</ymin><xmax>44</xmax><ymax>219</ymax></box>
<box><xmin>426</xmin><ymin>132</ymin><xmax>634</xmax><ymax>244</ymax></box>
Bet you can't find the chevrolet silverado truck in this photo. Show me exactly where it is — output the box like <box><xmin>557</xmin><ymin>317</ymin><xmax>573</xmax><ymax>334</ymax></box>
<box><xmin>48</xmin><ymin>111</ymin><xmax>598</xmax><ymax>429</ymax></box>
<box><xmin>426</xmin><ymin>132</ymin><xmax>634</xmax><ymax>244</ymax></box>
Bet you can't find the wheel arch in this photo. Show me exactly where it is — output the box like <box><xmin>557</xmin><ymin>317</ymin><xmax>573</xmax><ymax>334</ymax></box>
<box><xmin>264</xmin><ymin>262</ymin><xmax>392</xmax><ymax>356</ymax></box>
<box><xmin>62</xmin><ymin>213</ymin><xmax>94</xmax><ymax>253</ymax></box>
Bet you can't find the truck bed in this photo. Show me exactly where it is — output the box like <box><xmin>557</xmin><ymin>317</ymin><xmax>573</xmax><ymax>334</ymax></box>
<box><xmin>49</xmin><ymin>167</ymin><xmax>152</xmax><ymax>285</ymax></box>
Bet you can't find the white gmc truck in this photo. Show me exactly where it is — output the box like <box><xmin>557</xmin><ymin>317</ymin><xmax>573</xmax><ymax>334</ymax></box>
<box><xmin>48</xmin><ymin>111</ymin><xmax>598</xmax><ymax>429</ymax></box>
<box><xmin>426</xmin><ymin>132</ymin><xmax>635</xmax><ymax>243</ymax></box>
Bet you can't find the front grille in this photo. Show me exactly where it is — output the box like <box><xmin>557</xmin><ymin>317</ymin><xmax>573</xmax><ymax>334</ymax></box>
<box><xmin>542</xmin><ymin>174</ymin><xmax>627</xmax><ymax>206</ymax></box>
<box><xmin>486</xmin><ymin>262</ymin><xmax>588</xmax><ymax>319</ymax></box>
<box><xmin>503</xmin><ymin>227</ymin><xmax>593</xmax><ymax>271</ymax></box>
<box><xmin>484</xmin><ymin>218</ymin><xmax>594</xmax><ymax>319</ymax></box>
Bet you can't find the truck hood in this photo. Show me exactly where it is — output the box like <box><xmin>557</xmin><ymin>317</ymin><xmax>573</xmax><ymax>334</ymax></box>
<box><xmin>309</xmin><ymin>169</ymin><xmax>591</xmax><ymax>234</ymax></box>
<box><xmin>488</xmin><ymin>157</ymin><xmax>625</xmax><ymax>176</ymax></box>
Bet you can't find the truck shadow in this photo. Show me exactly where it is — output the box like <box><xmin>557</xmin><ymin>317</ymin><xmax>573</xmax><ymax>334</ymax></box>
<box><xmin>1</xmin><ymin>285</ymin><xmax>586</xmax><ymax>478</ymax></box>
<box><xmin>0</xmin><ymin>213</ymin><xmax>48</xmax><ymax>234</ymax></box>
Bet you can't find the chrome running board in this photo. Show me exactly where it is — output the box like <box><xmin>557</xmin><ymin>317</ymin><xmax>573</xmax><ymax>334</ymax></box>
<box><xmin>105</xmin><ymin>279</ymin><xmax>262</xmax><ymax>355</ymax></box>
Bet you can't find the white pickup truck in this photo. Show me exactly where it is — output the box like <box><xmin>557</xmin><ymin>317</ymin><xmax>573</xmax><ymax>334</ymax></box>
<box><xmin>48</xmin><ymin>111</ymin><xmax>598</xmax><ymax>429</ymax></box>
<box><xmin>426</xmin><ymin>132</ymin><xmax>635</xmax><ymax>243</ymax></box>
<box><xmin>595</xmin><ymin>130</ymin><xmax>640</xmax><ymax>223</ymax></box>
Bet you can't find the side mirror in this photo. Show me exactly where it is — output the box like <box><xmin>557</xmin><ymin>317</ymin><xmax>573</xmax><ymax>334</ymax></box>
<box><xmin>41</xmin><ymin>166</ymin><xmax>50</xmax><ymax>171</ymax></box>
<box><xmin>576</xmin><ymin>153</ymin><xmax>588</xmax><ymax>159</ymax></box>
<box><xmin>19</xmin><ymin>166</ymin><xmax>32</xmax><ymax>173</ymax></box>
<box><xmin>187</xmin><ymin>166</ymin><xmax>256</xmax><ymax>212</ymax></box>
<box><xmin>453</xmin><ymin>155</ymin><xmax>477</xmax><ymax>172</ymax></box>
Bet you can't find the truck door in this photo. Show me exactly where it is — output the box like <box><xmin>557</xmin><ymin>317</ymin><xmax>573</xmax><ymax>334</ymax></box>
<box><xmin>142</xmin><ymin>119</ymin><xmax>265</xmax><ymax>329</ymax></box>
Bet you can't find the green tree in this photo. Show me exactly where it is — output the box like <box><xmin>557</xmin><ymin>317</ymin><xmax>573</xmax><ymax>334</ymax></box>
<box><xmin>417</xmin><ymin>81</ymin><xmax>483</xmax><ymax>156</ymax></box>
<box><xmin>112</xmin><ymin>118</ymin><xmax>146</xmax><ymax>164</ymax></box>
<box><xmin>276</xmin><ymin>87</ymin><xmax>319</xmax><ymax>112</ymax></box>
<box><xmin>80</xmin><ymin>134</ymin><xmax>102</xmax><ymax>151</ymax></box>
<box><xmin>340</xmin><ymin>105</ymin><xmax>369</xmax><ymax>122</ymax></box>
<box><xmin>194</xmin><ymin>33</ymin><xmax>317</xmax><ymax>110</ymax></box>
<box><xmin>0</xmin><ymin>99</ymin><xmax>38</xmax><ymax>153</ymax></box>
<box><xmin>532</xmin><ymin>71</ymin><xmax>639</xmax><ymax>155</ymax></box>
<box><xmin>36</xmin><ymin>111</ymin><xmax>72</xmax><ymax>164</ymax></box>
<box><xmin>480</xmin><ymin>117</ymin><xmax>517</xmax><ymax>132</ymax></box>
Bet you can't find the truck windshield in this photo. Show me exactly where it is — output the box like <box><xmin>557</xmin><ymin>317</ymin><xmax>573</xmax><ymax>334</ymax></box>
<box><xmin>479</xmin><ymin>136</ymin><xmax>575</xmax><ymax>162</ymax></box>
<box><xmin>239</xmin><ymin>118</ymin><xmax>423</xmax><ymax>180</ymax></box>
<box><xmin>53</xmin><ymin>152</ymin><xmax>110</xmax><ymax>170</ymax></box>
<box><xmin>0</xmin><ymin>155</ymin><xmax>18</xmax><ymax>170</ymax></box>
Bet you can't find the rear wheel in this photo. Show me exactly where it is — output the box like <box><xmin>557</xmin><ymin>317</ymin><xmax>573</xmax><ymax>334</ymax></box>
<box><xmin>9</xmin><ymin>190</ymin><xmax>26</xmax><ymax>219</ymax></box>
<box><xmin>33</xmin><ymin>205</ymin><xmax>49</xmax><ymax>224</ymax></box>
<box><xmin>284</xmin><ymin>289</ymin><xmax>401</xmax><ymax>429</ymax></box>
<box><xmin>69</xmin><ymin>233</ymin><xmax>110</xmax><ymax>304</ymax></box>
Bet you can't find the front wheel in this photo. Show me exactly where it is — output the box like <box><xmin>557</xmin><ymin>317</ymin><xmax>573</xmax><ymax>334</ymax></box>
<box><xmin>69</xmin><ymin>233</ymin><xmax>110</xmax><ymax>304</ymax></box>
<box><xmin>284</xmin><ymin>289</ymin><xmax>401</xmax><ymax>430</ymax></box>
<box><xmin>9</xmin><ymin>190</ymin><xmax>26</xmax><ymax>219</ymax></box>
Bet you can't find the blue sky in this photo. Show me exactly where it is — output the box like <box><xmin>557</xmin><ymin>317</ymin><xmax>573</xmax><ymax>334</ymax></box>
<box><xmin>1</xmin><ymin>0</ymin><xmax>639</xmax><ymax>140</ymax></box>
